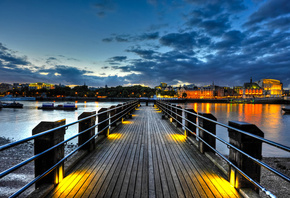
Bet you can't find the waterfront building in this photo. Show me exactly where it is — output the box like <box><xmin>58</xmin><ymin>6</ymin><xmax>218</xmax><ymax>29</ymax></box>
<box><xmin>177</xmin><ymin>86</ymin><xmax>215</xmax><ymax>99</ymax></box>
<box><xmin>29</xmin><ymin>82</ymin><xmax>55</xmax><ymax>90</ymax></box>
<box><xmin>257</xmin><ymin>79</ymin><xmax>283</xmax><ymax>97</ymax></box>
<box><xmin>241</xmin><ymin>78</ymin><xmax>263</xmax><ymax>98</ymax></box>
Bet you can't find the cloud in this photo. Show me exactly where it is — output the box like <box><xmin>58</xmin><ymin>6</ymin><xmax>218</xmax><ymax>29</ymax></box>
<box><xmin>102</xmin><ymin>32</ymin><xmax>160</xmax><ymax>43</ymax></box>
<box><xmin>46</xmin><ymin>57</ymin><xmax>60</xmax><ymax>65</ymax></box>
<box><xmin>139</xmin><ymin>32</ymin><xmax>159</xmax><ymax>40</ymax></box>
<box><xmin>159</xmin><ymin>32</ymin><xmax>197</xmax><ymax>51</ymax></box>
<box><xmin>102</xmin><ymin>37</ymin><xmax>114</xmax><ymax>42</ymax></box>
<box><xmin>0</xmin><ymin>43</ymin><xmax>30</xmax><ymax>66</ymax></box>
<box><xmin>266</xmin><ymin>16</ymin><xmax>290</xmax><ymax>31</ymax></box>
<box><xmin>94</xmin><ymin>0</ymin><xmax>117</xmax><ymax>17</ymax></box>
<box><xmin>126</xmin><ymin>47</ymin><xmax>157</xmax><ymax>59</ymax></box>
<box><xmin>185</xmin><ymin>0</ymin><xmax>246</xmax><ymax>13</ymax></box>
<box><xmin>106</xmin><ymin>56</ymin><xmax>127</xmax><ymax>65</ymax></box>
<box><xmin>245</xmin><ymin>0</ymin><xmax>290</xmax><ymax>26</ymax></box>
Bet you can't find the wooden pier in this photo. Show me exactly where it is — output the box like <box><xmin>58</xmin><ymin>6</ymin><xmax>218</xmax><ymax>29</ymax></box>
<box><xmin>46</xmin><ymin>105</ymin><xmax>241</xmax><ymax>198</ymax></box>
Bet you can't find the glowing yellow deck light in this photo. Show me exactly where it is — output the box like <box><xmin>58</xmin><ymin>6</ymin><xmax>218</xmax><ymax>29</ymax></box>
<box><xmin>54</xmin><ymin>165</ymin><xmax>64</xmax><ymax>184</ymax></box>
<box><xmin>107</xmin><ymin>128</ymin><xmax>110</xmax><ymax>136</ymax></box>
<box><xmin>122</xmin><ymin>121</ymin><xmax>133</xmax><ymax>124</ymax></box>
<box><xmin>54</xmin><ymin>170</ymin><xmax>90</xmax><ymax>196</ymax></box>
<box><xmin>169</xmin><ymin>134</ymin><xmax>187</xmax><ymax>142</ymax></box>
<box><xmin>107</xmin><ymin>133</ymin><xmax>122</xmax><ymax>140</ymax></box>
<box><xmin>230</xmin><ymin>167</ymin><xmax>237</xmax><ymax>188</ymax></box>
<box><xmin>132</xmin><ymin>114</ymin><xmax>137</xmax><ymax>117</ymax></box>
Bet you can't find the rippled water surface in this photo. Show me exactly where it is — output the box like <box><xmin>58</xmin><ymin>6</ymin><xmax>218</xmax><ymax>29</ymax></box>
<box><xmin>0</xmin><ymin>101</ymin><xmax>120</xmax><ymax>142</ymax></box>
<box><xmin>0</xmin><ymin>101</ymin><xmax>290</xmax><ymax>156</ymax></box>
<box><xmin>178</xmin><ymin>103</ymin><xmax>290</xmax><ymax>157</ymax></box>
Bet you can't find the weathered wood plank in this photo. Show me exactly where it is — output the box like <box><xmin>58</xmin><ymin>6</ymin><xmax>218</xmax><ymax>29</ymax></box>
<box><xmin>47</xmin><ymin>105</ymin><xmax>241</xmax><ymax>198</ymax></box>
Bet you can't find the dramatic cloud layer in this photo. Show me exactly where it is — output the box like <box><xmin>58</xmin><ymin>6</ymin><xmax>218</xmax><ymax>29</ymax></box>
<box><xmin>0</xmin><ymin>0</ymin><xmax>290</xmax><ymax>88</ymax></box>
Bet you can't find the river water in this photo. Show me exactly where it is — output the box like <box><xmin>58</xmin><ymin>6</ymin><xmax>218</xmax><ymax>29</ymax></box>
<box><xmin>0</xmin><ymin>101</ymin><xmax>290</xmax><ymax>157</ymax></box>
<box><xmin>178</xmin><ymin>103</ymin><xmax>290</xmax><ymax>157</ymax></box>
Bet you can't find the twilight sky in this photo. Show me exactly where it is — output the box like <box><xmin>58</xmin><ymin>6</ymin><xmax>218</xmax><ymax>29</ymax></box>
<box><xmin>0</xmin><ymin>0</ymin><xmax>290</xmax><ymax>88</ymax></box>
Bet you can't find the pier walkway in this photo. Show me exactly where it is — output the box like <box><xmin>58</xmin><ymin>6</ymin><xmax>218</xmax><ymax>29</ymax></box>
<box><xmin>46</xmin><ymin>105</ymin><xmax>241</xmax><ymax>198</ymax></box>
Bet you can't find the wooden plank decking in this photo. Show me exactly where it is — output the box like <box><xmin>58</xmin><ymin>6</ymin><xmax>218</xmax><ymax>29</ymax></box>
<box><xmin>46</xmin><ymin>105</ymin><xmax>242</xmax><ymax>198</ymax></box>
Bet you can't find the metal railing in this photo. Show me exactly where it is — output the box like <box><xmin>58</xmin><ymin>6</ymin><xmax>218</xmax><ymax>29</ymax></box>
<box><xmin>156</xmin><ymin>100</ymin><xmax>290</xmax><ymax>198</ymax></box>
<box><xmin>0</xmin><ymin>100</ymin><xmax>139</xmax><ymax>197</ymax></box>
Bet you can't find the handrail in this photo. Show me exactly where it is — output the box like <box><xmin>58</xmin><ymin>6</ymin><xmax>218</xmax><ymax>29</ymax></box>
<box><xmin>156</xmin><ymin>100</ymin><xmax>289</xmax><ymax>198</ymax></box>
<box><xmin>0</xmin><ymin>100</ymin><xmax>139</xmax><ymax>197</ymax></box>
<box><xmin>0</xmin><ymin>101</ymin><xmax>131</xmax><ymax>152</ymax></box>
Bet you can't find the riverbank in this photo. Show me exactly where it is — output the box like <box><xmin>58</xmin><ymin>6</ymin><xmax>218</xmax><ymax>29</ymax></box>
<box><xmin>1</xmin><ymin>136</ymin><xmax>289</xmax><ymax>197</ymax></box>
<box><xmin>33</xmin><ymin>96</ymin><xmax>290</xmax><ymax>104</ymax></box>
<box><xmin>0</xmin><ymin>137</ymin><xmax>77</xmax><ymax>198</ymax></box>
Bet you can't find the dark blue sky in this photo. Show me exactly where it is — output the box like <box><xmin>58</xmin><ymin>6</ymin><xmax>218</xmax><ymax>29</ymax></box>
<box><xmin>0</xmin><ymin>0</ymin><xmax>290</xmax><ymax>88</ymax></box>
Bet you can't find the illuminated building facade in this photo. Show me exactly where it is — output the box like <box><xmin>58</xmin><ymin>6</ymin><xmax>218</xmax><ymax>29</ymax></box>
<box><xmin>241</xmin><ymin>78</ymin><xmax>263</xmax><ymax>98</ymax></box>
<box><xmin>257</xmin><ymin>79</ymin><xmax>283</xmax><ymax>97</ymax></box>
<box><xmin>29</xmin><ymin>82</ymin><xmax>55</xmax><ymax>90</ymax></box>
<box><xmin>177</xmin><ymin>86</ymin><xmax>214</xmax><ymax>99</ymax></box>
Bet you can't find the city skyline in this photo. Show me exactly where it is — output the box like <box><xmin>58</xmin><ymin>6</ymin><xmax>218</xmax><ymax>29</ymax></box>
<box><xmin>0</xmin><ymin>0</ymin><xmax>290</xmax><ymax>88</ymax></box>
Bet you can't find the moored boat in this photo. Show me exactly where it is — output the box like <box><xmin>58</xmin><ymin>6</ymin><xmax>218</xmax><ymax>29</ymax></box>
<box><xmin>282</xmin><ymin>107</ymin><xmax>290</xmax><ymax>113</ymax></box>
<box><xmin>38</xmin><ymin>103</ymin><xmax>77</xmax><ymax>110</ymax></box>
<box><xmin>2</xmin><ymin>101</ymin><xmax>23</xmax><ymax>108</ymax></box>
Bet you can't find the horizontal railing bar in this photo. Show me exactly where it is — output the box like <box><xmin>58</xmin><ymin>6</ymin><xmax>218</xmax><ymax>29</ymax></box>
<box><xmin>156</xmin><ymin>102</ymin><xmax>290</xmax><ymax>184</ymax></box>
<box><xmin>0</xmin><ymin>101</ymin><xmax>137</xmax><ymax>152</ymax></box>
<box><xmin>0</xmin><ymin>101</ymin><xmax>137</xmax><ymax>178</ymax></box>
<box><xmin>9</xmin><ymin>101</ymin><xmax>138</xmax><ymax>197</ymax></box>
<box><xmin>157</xmin><ymin>101</ymin><xmax>290</xmax><ymax>152</ymax></box>
<box><xmin>156</xmin><ymin>103</ymin><xmax>275</xmax><ymax>197</ymax></box>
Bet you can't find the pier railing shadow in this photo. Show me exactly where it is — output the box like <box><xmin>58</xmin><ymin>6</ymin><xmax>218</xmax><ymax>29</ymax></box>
<box><xmin>156</xmin><ymin>100</ymin><xmax>290</xmax><ymax>198</ymax></box>
<box><xmin>0</xmin><ymin>100</ymin><xmax>139</xmax><ymax>197</ymax></box>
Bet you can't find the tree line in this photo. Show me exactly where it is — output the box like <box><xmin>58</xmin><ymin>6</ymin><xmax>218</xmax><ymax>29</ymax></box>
<box><xmin>3</xmin><ymin>85</ymin><xmax>174</xmax><ymax>98</ymax></box>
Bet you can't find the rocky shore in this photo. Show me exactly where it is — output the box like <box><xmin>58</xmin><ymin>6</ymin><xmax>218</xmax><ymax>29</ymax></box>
<box><xmin>0</xmin><ymin>136</ymin><xmax>289</xmax><ymax>197</ymax></box>
<box><xmin>0</xmin><ymin>137</ymin><xmax>77</xmax><ymax>198</ymax></box>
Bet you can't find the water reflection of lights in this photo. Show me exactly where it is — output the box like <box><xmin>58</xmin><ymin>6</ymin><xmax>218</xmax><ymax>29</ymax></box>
<box><xmin>94</xmin><ymin>101</ymin><xmax>99</xmax><ymax>107</ymax></box>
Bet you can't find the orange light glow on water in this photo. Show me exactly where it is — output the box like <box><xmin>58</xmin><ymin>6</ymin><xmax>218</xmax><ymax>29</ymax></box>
<box><xmin>132</xmin><ymin>114</ymin><xmax>137</xmax><ymax>117</ymax></box>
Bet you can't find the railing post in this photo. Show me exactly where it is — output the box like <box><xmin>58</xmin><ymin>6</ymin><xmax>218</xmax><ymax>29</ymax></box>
<box><xmin>116</xmin><ymin>104</ymin><xmax>123</xmax><ymax>123</ymax></box>
<box><xmin>228</xmin><ymin>121</ymin><xmax>264</xmax><ymax>192</ymax></box>
<box><xmin>198</xmin><ymin>113</ymin><xmax>217</xmax><ymax>154</ymax></box>
<box><xmin>176</xmin><ymin>106</ymin><xmax>182</xmax><ymax>127</ymax></box>
<box><xmin>98</xmin><ymin>108</ymin><xmax>109</xmax><ymax>137</ymax></box>
<box><xmin>109</xmin><ymin>106</ymin><xmax>116</xmax><ymax>127</ymax></box>
<box><xmin>172</xmin><ymin>105</ymin><xmax>177</xmax><ymax>122</ymax></box>
<box><xmin>32</xmin><ymin>119</ymin><xmax>66</xmax><ymax>188</ymax></box>
<box><xmin>169</xmin><ymin>104</ymin><xmax>173</xmax><ymax>121</ymax></box>
<box><xmin>185</xmin><ymin>109</ymin><xmax>197</xmax><ymax>137</ymax></box>
<box><xmin>78</xmin><ymin>111</ymin><xmax>96</xmax><ymax>151</ymax></box>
